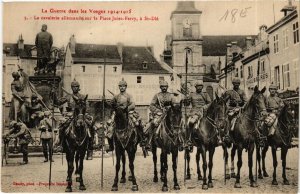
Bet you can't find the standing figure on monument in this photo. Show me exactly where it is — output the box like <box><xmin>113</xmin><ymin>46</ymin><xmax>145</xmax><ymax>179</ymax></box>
<box><xmin>27</xmin><ymin>93</ymin><xmax>44</xmax><ymax>127</ymax></box>
<box><xmin>35</xmin><ymin>24</ymin><xmax>53</xmax><ymax>74</ymax></box>
<box><xmin>9</xmin><ymin>69</ymin><xmax>30</xmax><ymax>123</ymax></box>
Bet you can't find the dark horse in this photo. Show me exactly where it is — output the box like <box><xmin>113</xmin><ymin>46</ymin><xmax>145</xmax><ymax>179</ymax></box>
<box><xmin>186</xmin><ymin>93</ymin><xmax>228</xmax><ymax>189</ymax></box>
<box><xmin>151</xmin><ymin>100</ymin><xmax>182</xmax><ymax>192</ymax></box>
<box><xmin>258</xmin><ymin>103</ymin><xmax>294</xmax><ymax>185</ymax></box>
<box><xmin>63</xmin><ymin>95</ymin><xmax>89</xmax><ymax>192</ymax></box>
<box><xmin>226</xmin><ymin>86</ymin><xmax>267</xmax><ymax>188</ymax></box>
<box><xmin>111</xmin><ymin>108</ymin><xmax>140</xmax><ymax>191</ymax></box>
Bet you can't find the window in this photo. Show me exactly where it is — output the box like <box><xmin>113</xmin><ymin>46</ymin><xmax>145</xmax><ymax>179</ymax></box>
<box><xmin>113</xmin><ymin>66</ymin><xmax>117</xmax><ymax>72</ymax></box>
<box><xmin>294</xmin><ymin>59</ymin><xmax>299</xmax><ymax>86</ymax></box>
<box><xmin>137</xmin><ymin>76</ymin><xmax>142</xmax><ymax>83</ymax></box>
<box><xmin>248</xmin><ymin>66</ymin><xmax>253</xmax><ymax>78</ymax></box>
<box><xmin>283</xmin><ymin>28</ymin><xmax>289</xmax><ymax>48</ymax></box>
<box><xmin>81</xmin><ymin>66</ymin><xmax>85</xmax><ymax>72</ymax></box>
<box><xmin>260</xmin><ymin>59</ymin><xmax>265</xmax><ymax>73</ymax></box>
<box><xmin>273</xmin><ymin>34</ymin><xmax>279</xmax><ymax>53</ymax></box>
<box><xmin>142</xmin><ymin>63</ymin><xmax>148</xmax><ymax>69</ymax></box>
<box><xmin>235</xmin><ymin>68</ymin><xmax>239</xmax><ymax>77</ymax></box>
<box><xmin>293</xmin><ymin>22</ymin><xmax>299</xmax><ymax>44</ymax></box>
<box><xmin>240</xmin><ymin>65</ymin><xmax>243</xmax><ymax>78</ymax></box>
<box><xmin>185</xmin><ymin>49</ymin><xmax>193</xmax><ymax>65</ymax></box>
<box><xmin>98</xmin><ymin>66</ymin><xmax>102</xmax><ymax>72</ymax></box>
<box><xmin>159</xmin><ymin>76</ymin><xmax>165</xmax><ymax>82</ymax></box>
<box><xmin>183</xmin><ymin>28</ymin><xmax>192</xmax><ymax>37</ymax></box>
<box><xmin>283</xmin><ymin>63</ymin><xmax>290</xmax><ymax>88</ymax></box>
<box><xmin>274</xmin><ymin>66</ymin><xmax>280</xmax><ymax>89</ymax></box>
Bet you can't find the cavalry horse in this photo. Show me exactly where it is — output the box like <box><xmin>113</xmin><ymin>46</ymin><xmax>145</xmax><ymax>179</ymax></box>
<box><xmin>257</xmin><ymin>103</ymin><xmax>295</xmax><ymax>185</ymax></box>
<box><xmin>226</xmin><ymin>86</ymin><xmax>268</xmax><ymax>188</ymax></box>
<box><xmin>63</xmin><ymin>95</ymin><xmax>89</xmax><ymax>192</ymax></box>
<box><xmin>111</xmin><ymin>108</ymin><xmax>140</xmax><ymax>191</ymax></box>
<box><xmin>186</xmin><ymin>93</ymin><xmax>229</xmax><ymax>189</ymax></box>
<box><xmin>151</xmin><ymin>99</ymin><xmax>182</xmax><ymax>192</ymax></box>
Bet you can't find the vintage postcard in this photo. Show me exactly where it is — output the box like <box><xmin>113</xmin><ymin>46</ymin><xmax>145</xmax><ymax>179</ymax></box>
<box><xmin>1</xmin><ymin>1</ymin><xmax>299</xmax><ymax>193</ymax></box>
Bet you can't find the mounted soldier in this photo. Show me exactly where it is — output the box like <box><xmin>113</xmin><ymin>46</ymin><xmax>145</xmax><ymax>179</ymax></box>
<box><xmin>185</xmin><ymin>80</ymin><xmax>211</xmax><ymax>147</ymax></box>
<box><xmin>224</xmin><ymin>78</ymin><xmax>247</xmax><ymax>132</ymax></box>
<box><xmin>53</xmin><ymin>80</ymin><xmax>93</xmax><ymax>151</ymax></box>
<box><xmin>144</xmin><ymin>80</ymin><xmax>182</xmax><ymax>150</ymax></box>
<box><xmin>4</xmin><ymin>121</ymin><xmax>32</xmax><ymax>164</ymax></box>
<box><xmin>106</xmin><ymin>78</ymin><xmax>143</xmax><ymax>152</ymax></box>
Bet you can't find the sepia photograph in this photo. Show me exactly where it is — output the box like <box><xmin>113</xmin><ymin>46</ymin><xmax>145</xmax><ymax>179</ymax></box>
<box><xmin>1</xmin><ymin>0</ymin><xmax>299</xmax><ymax>193</ymax></box>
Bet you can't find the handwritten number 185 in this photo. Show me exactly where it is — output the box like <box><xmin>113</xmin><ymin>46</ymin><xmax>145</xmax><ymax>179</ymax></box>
<box><xmin>219</xmin><ymin>7</ymin><xmax>251</xmax><ymax>23</ymax></box>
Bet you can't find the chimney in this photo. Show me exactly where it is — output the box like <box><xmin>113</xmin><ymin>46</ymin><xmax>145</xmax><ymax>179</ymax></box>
<box><xmin>245</xmin><ymin>37</ymin><xmax>253</xmax><ymax>49</ymax></box>
<box><xmin>281</xmin><ymin>0</ymin><xmax>296</xmax><ymax>16</ymax></box>
<box><xmin>17</xmin><ymin>34</ymin><xmax>24</xmax><ymax>50</ymax></box>
<box><xmin>69</xmin><ymin>35</ymin><xmax>76</xmax><ymax>54</ymax></box>
<box><xmin>259</xmin><ymin>25</ymin><xmax>268</xmax><ymax>41</ymax></box>
<box><xmin>226</xmin><ymin>43</ymin><xmax>232</xmax><ymax>61</ymax></box>
<box><xmin>117</xmin><ymin>42</ymin><xmax>123</xmax><ymax>62</ymax></box>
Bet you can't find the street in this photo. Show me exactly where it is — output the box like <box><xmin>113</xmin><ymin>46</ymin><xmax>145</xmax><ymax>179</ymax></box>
<box><xmin>1</xmin><ymin>147</ymin><xmax>299</xmax><ymax>193</ymax></box>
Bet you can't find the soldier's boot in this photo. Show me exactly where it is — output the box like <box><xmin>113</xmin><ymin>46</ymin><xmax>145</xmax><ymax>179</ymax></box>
<box><xmin>290</xmin><ymin>138</ymin><xmax>298</xmax><ymax>148</ymax></box>
<box><xmin>105</xmin><ymin>138</ymin><xmax>114</xmax><ymax>153</ymax></box>
<box><xmin>22</xmin><ymin>153</ymin><xmax>28</xmax><ymax>165</ymax></box>
<box><xmin>268</xmin><ymin>126</ymin><xmax>276</xmax><ymax>137</ymax></box>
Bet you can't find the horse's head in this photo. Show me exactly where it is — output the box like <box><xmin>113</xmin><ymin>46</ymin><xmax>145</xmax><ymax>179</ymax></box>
<box><xmin>207</xmin><ymin>92</ymin><xmax>229</xmax><ymax>132</ymax></box>
<box><xmin>247</xmin><ymin>86</ymin><xmax>268</xmax><ymax>120</ymax></box>
<box><xmin>73</xmin><ymin>94</ymin><xmax>88</xmax><ymax>127</ymax></box>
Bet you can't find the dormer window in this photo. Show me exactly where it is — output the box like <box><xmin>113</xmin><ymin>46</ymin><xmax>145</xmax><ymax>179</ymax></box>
<box><xmin>142</xmin><ymin>61</ymin><xmax>148</xmax><ymax>69</ymax></box>
<box><xmin>113</xmin><ymin>66</ymin><xmax>117</xmax><ymax>72</ymax></box>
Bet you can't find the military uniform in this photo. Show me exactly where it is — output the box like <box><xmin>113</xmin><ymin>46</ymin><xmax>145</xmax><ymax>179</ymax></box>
<box><xmin>39</xmin><ymin>111</ymin><xmax>54</xmax><ymax>162</ymax></box>
<box><xmin>224</xmin><ymin>78</ymin><xmax>247</xmax><ymax>131</ymax></box>
<box><xmin>5</xmin><ymin>121</ymin><xmax>31</xmax><ymax>164</ymax></box>
<box><xmin>28</xmin><ymin>94</ymin><xmax>43</xmax><ymax>127</ymax></box>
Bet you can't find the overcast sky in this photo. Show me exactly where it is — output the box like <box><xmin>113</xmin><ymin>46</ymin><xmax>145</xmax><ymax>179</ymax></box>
<box><xmin>3</xmin><ymin>1</ymin><xmax>297</xmax><ymax>58</ymax></box>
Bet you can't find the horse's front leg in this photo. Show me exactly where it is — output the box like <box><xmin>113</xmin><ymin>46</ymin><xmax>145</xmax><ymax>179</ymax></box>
<box><xmin>127</xmin><ymin>147</ymin><xmax>138</xmax><ymax>191</ymax></box>
<box><xmin>234</xmin><ymin>147</ymin><xmax>243</xmax><ymax>188</ymax></box>
<box><xmin>208</xmin><ymin>146</ymin><xmax>215</xmax><ymax>188</ymax></box>
<box><xmin>256</xmin><ymin>144</ymin><xmax>263</xmax><ymax>179</ymax></box>
<box><xmin>196</xmin><ymin>147</ymin><xmax>202</xmax><ymax>180</ymax></box>
<box><xmin>262</xmin><ymin>146</ymin><xmax>269</xmax><ymax>177</ymax></box>
<box><xmin>152</xmin><ymin>145</ymin><xmax>158</xmax><ymax>182</ymax></box>
<box><xmin>65</xmin><ymin>151</ymin><xmax>75</xmax><ymax>192</ymax></box>
<box><xmin>120</xmin><ymin>152</ymin><xmax>126</xmax><ymax>183</ymax></box>
<box><xmin>222</xmin><ymin>145</ymin><xmax>230</xmax><ymax>179</ymax></box>
<box><xmin>111</xmin><ymin>147</ymin><xmax>122</xmax><ymax>191</ymax></box>
<box><xmin>78</xmin><ymin>150</ymin><xmax>86</xmax><ymax>190</ymax></box>
<box><xmin>200</xmin><ymin>146</ymin><xmax>208</xmax><ymax>190</ymax></box>
<box><xmin>231</xmin><ymin>145</ymin><xmax>237</xmax><ymax>178</ymax></box>
<box><xmin>248</xmin><ymin>144</ymin><xmax>257</xmax><ymax>187</ymax></box>
<box><xmin>281</xmin><ymin>147</ymin><xmax>289</xmax><ymax>185</ymax></box>
<box><xmin>271</xmin><ymin>146</ymin><xmax>278</xmax><ymax>185</ymax></box>
<box><xmin>161</xmin><ymin>152</ymin><xmax>168</xmax><ymax>192</ymax></box>
<box><xmin>185</xmin><ymin>151</ymin><xmax>191</xmax><ymax>180</ymax></box>
<box><xmin>172</xmin><ymin>149</ymin><xmax>180</xmax><ymax>190</ymax></box>
<box><xmin>160</xmin><ymin>152</ymin><xmax>165</xmax><ymax>182</ymax></box>
<box><xmin>75</xmin><ymin>152</ymin><xmax>79</xmax><ymax>175</ymax></box>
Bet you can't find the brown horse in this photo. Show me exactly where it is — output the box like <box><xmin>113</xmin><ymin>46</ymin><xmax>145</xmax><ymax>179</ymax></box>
<box><xmin>257</xmin><ymin>103</ymin><xmax>295</xmax><ymax>185</ymax></box>
<box><xmin>63</xmin><ymin>95</ymin><xmax>89</xmax><ymax>192</ymax></box>
<box><xmin>188</xmin><ymin>93</ymin><xmax>229</xmax><ymax>189</ymax></box>
<box><xmin>229</xmin><ymin>86</ymin><xmax>267</xmax><ymax>188</ymax></box>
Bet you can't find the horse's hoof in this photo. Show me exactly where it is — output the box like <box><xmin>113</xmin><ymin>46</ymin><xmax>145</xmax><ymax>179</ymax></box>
<box><xmin>198</xmin><ymin>175</ymin><xmax>203</xmax><ymax>180</ymax></box>
<box><xmin>76</xmin><ymin>177</ymin><xmax>80</xmax><ymax>182</ymax></box>
<box><xmin>272</xmin><ymin>180</ymin><xmax>278</xmax><ymax>185</ymax></box>
<box><xmin>162</xmin><ymin>185</ymin><xmax>168</xmax><ymax>192</ymax></box>
<box><xmin>128</xmin><ymin>175</ymin><xmax>133</xmax><ymax>181</ymax></box>
<box><xmin>283</xmin><ymin>179</ymin><xmax>290</xmax><ymax>185</ymax></box>
<box><xmin>111</xmin><ymin>186</ymin><xmax>118</xmax><ymax>191</ymax></box>
<box><xmin>65</xmin><ymin>187</ymin><xmax>72</xmax><ymax>192</ymax></box>
<box><xmin>79</xmin><ymin>185</ymin><xmax>86</xmax><ymax>190</ymax></box>
<box><xmin>120</xmin><ymin>177</ymin><xmax>126</xmax><ymax>183</ymax></box>
<box><xmin>263</xmin><ymin>172</ymin><xmax>269</xmax><ymax>177</ymax></box>
<box><xmin>153</xmin><ymin>177</ymin><xmax>158</xmax><ymax>183</ymax></box>
<box><xmin>250</xmin><ymin>181</ymin><xmax>258</xmax><ymax>187</ymax></box>
<box><xmin>185</xmin><ymin>174</ymin><xmax>191</xmax><ymax>180</ymax></box>
<box><xmin>131</xmin><ymin>185</ymin><xmax>138</xmax><ymax>191</ymax></box>
<box><xmin>208</xmin><ymin>182</ymin><xmax>214</xmax><ymax>188</ymax></box>
<box><xmin>234</xmin><ymin>182</ymin><xmax>241</xmax><ymax>188</ymax></box>
<box><xmin>174</xmin><ymin>184</ymin><xmax>180</xmax><ymax>190</ymax></box>
<box><xmin>225</xmin><ymin>174</ymin><xmax>230</xmax><ymax>180</ymax></box>
<box><xmin>258</xmin><ymin>174</ymin><xmax>263</xmax><ymax>179</ymax></box>
<box><xmin>231</xmin><ymin>173</ymin><xmax>236</xmax><ymax>178</ymax></box>
<box><xmin>202</xmin><ymin>184</ymin><xmax>208</xmax><ymax>190</ymax></box>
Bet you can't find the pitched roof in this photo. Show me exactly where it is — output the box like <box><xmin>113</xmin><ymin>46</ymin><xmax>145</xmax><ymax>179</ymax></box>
<box><xmin>202</xmin><ymin>35</ymin><xmax>257</xmax><ymax>56</ymax></box>
<box><xmin>72</xmin><ymin>43</ymin><xmax>121</xmax><ymax>63</ymax></box>
<box><xmin>3</xmin><ymin>43</ymin><xmax>35</xmax><ymax>58</ymax></box>
<box><xmin>122</xmin><ymin>46</ymin><xmax>169</xmax><ymax>74</ymax></box>
<box><xmin>171</xmin><ymin>1</ymin><xmax>202</xmax><ymax>15</ymax></box>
